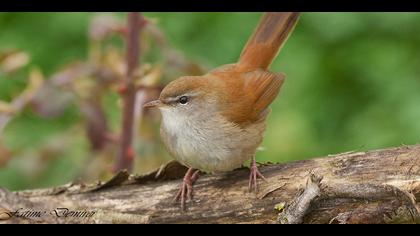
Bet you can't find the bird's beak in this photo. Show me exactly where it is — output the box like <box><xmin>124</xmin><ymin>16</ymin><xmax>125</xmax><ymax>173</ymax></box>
<box><xmin>143</xmin><ymin>100</ymin><xmax>162</xmax><ymax>108</ymax></box>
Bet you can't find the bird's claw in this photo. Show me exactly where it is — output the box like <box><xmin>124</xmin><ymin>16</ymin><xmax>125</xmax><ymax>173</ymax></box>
<box><xmin>173</xmin><ymin>169</ymin><xmax>199</xmax><ymax>210</ymax></box>
<box><xmin>248</xmin><ymin>161</ymin><xmax>267</xmax><ymax>193</ymax></box>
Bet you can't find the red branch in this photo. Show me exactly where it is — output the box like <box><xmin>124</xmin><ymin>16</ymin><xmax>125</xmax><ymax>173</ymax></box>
<box><xmin>116</xmin><ymin>12</ymin><xmax>142</xmax><ymax>172</ymax></box>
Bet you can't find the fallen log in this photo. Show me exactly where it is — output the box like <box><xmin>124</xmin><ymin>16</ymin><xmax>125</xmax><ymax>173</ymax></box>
<box><xmin>0</xmin><ymin>144</ymin><xmax>419</xmax><ymax>224</ymax></box>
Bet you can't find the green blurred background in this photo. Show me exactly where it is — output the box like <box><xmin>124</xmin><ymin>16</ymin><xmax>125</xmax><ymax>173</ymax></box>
<box><xmin>1</xmin><ymin>13</ymin><xmax>420</xmax><ymax>191</ymax></box>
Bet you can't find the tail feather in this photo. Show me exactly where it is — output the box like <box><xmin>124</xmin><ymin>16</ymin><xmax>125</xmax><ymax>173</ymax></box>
<box><xmin>237</xmin><ymin>12</ymin><xmax>300</xmax><ymax>70</ymax></box>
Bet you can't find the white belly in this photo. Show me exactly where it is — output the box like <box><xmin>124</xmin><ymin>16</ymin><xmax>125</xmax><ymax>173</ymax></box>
<box><xmin>160</xmin><ymin>109</ymin><xmax>266</xmax><ymax>173</ymax></box>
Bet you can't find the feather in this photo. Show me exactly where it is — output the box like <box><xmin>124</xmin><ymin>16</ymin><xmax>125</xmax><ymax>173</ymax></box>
<box><xmin>237</xmin><ymin>12</ymin><xmax>300</xmax><ymax>71</ymax></box>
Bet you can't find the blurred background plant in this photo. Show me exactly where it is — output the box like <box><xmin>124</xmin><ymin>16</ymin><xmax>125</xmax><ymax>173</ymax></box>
<box><xmin>0</xmin><ymin>12</ymin><xmax>420</xmax><ymax>191</ymax></box>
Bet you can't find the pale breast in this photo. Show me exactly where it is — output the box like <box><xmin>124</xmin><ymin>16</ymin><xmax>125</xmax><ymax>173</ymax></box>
<box><xmin>160</xmin><ymin>108</ymin><xmax>266</xmax><ymax>173</ymax></box>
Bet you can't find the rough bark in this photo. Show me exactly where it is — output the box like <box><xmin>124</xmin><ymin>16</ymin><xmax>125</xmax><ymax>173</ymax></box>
<box><xmin>1</xmin><ymin>144</ymin><xmax>419</xmax><ymax>224</ymax></box>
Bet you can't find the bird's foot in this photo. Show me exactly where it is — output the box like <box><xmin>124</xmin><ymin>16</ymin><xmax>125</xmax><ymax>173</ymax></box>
<box><xmin>248</xmin><ymin>160</ymin><xmax>267</xmax><ymax>193</ymax></box>
<box><xmin>173</xmin><ymin>168</ymin><xmax>200</xmax><ymax>210</ymax></box>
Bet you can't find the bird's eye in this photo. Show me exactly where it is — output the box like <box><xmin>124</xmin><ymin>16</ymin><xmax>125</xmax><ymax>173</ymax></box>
<box><xmin>178</xmin><ymin>96</ymin><xmax>189</xmax><ymax>105</ymax></box>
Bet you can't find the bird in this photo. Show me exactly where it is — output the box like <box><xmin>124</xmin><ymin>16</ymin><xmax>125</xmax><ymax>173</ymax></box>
<box><xmin>144</xmin><ymin>12</ymin><xmax>300</xmax><ymax>210</ymax></box>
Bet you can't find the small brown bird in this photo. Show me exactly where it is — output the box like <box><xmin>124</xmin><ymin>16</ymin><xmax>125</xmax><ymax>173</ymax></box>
<box><xmin>144</xmin><ymin>12</ymin><xmax>300</xmax><ymax>209</ymax></box>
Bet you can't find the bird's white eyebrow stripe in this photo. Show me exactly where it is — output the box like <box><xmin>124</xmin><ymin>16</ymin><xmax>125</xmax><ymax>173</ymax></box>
<box><xmin>166</xmin><ymin>97</ymin><xmax>178</xmax><ymax>103</ymax></box>
<box><xmin>183</xmin><ymin>92</ymin><xmax>199</xmax><ymax>97</ymax></box>
<box><xmin>166</xmin><ymin>92</ymin><xmax>200</xmax><ymax>103</ymax></box>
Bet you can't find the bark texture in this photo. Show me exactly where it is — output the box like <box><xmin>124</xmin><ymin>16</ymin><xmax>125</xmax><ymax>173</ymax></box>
<box><xmin>1</xmin><ymin>145</ymin><xmax>419</xmax><ymax>224</ymax></box>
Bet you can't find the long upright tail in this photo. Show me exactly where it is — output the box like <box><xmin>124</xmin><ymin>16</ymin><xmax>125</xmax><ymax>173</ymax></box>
<box><xmin>237</xmin><ymin>12</ymin><xmax>300</xmax><ymax>71</ymax></box>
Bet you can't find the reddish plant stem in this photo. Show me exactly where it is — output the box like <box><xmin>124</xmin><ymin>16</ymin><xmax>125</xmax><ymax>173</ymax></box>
<box><xmin>116</xmin><ymin>12</ymin><xmax>142</xmax><ymax>172</ymax></box>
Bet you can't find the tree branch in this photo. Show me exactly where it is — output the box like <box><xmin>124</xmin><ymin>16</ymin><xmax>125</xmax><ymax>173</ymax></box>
<box><xmin>116</xmin><ymin>12</ymin><xmax>142</xmax><ymax>172</ymax></box>
<box><xmin>1</xmin><ymin>145</ymin><xmax>419</xmax><ymax>224</ymax></box>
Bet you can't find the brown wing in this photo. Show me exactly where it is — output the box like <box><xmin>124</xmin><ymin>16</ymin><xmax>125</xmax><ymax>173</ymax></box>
<box><xmin>218</xmin><ymin>69</ymin><xmax>285</xmax><ymax>126</ymax></box>
<box><xmin>243</xmin><ymin>70</ymin><xmax>285</xmax><ymax>116</ymax></box>
<box><xmin>210</xmin><ymin>13</ymin><xmax>295</xmax><ymax>126</ymax></box>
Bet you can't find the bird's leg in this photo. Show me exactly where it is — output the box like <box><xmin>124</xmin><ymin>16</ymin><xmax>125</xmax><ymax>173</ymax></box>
<box><xmin>173</xmin><ymin>167</ymin><xmax>200</xmax><ymax>210</ymax></box>
<box><xmin>248</xmin><ymin>156</ymin><xmax>267</xmax><ymax>192</ymax></box>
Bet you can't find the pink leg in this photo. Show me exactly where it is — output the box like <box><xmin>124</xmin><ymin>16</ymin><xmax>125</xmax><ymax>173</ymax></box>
<box><xmin>173</xmin><ymin>168</ymin><xmax>200</xmax><ymax>210</ymax></box>
<box><xmin>248</xmin><ymin>156</ymin><xmax>267</xmax><ymax>192</ymax></box>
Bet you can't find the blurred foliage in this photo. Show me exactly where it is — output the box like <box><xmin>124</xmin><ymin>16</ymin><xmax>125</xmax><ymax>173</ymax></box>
<box><xmin>0</xmin><ymin>13</ymin><xmax>420</xmax><ymax>191</ymax></box>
